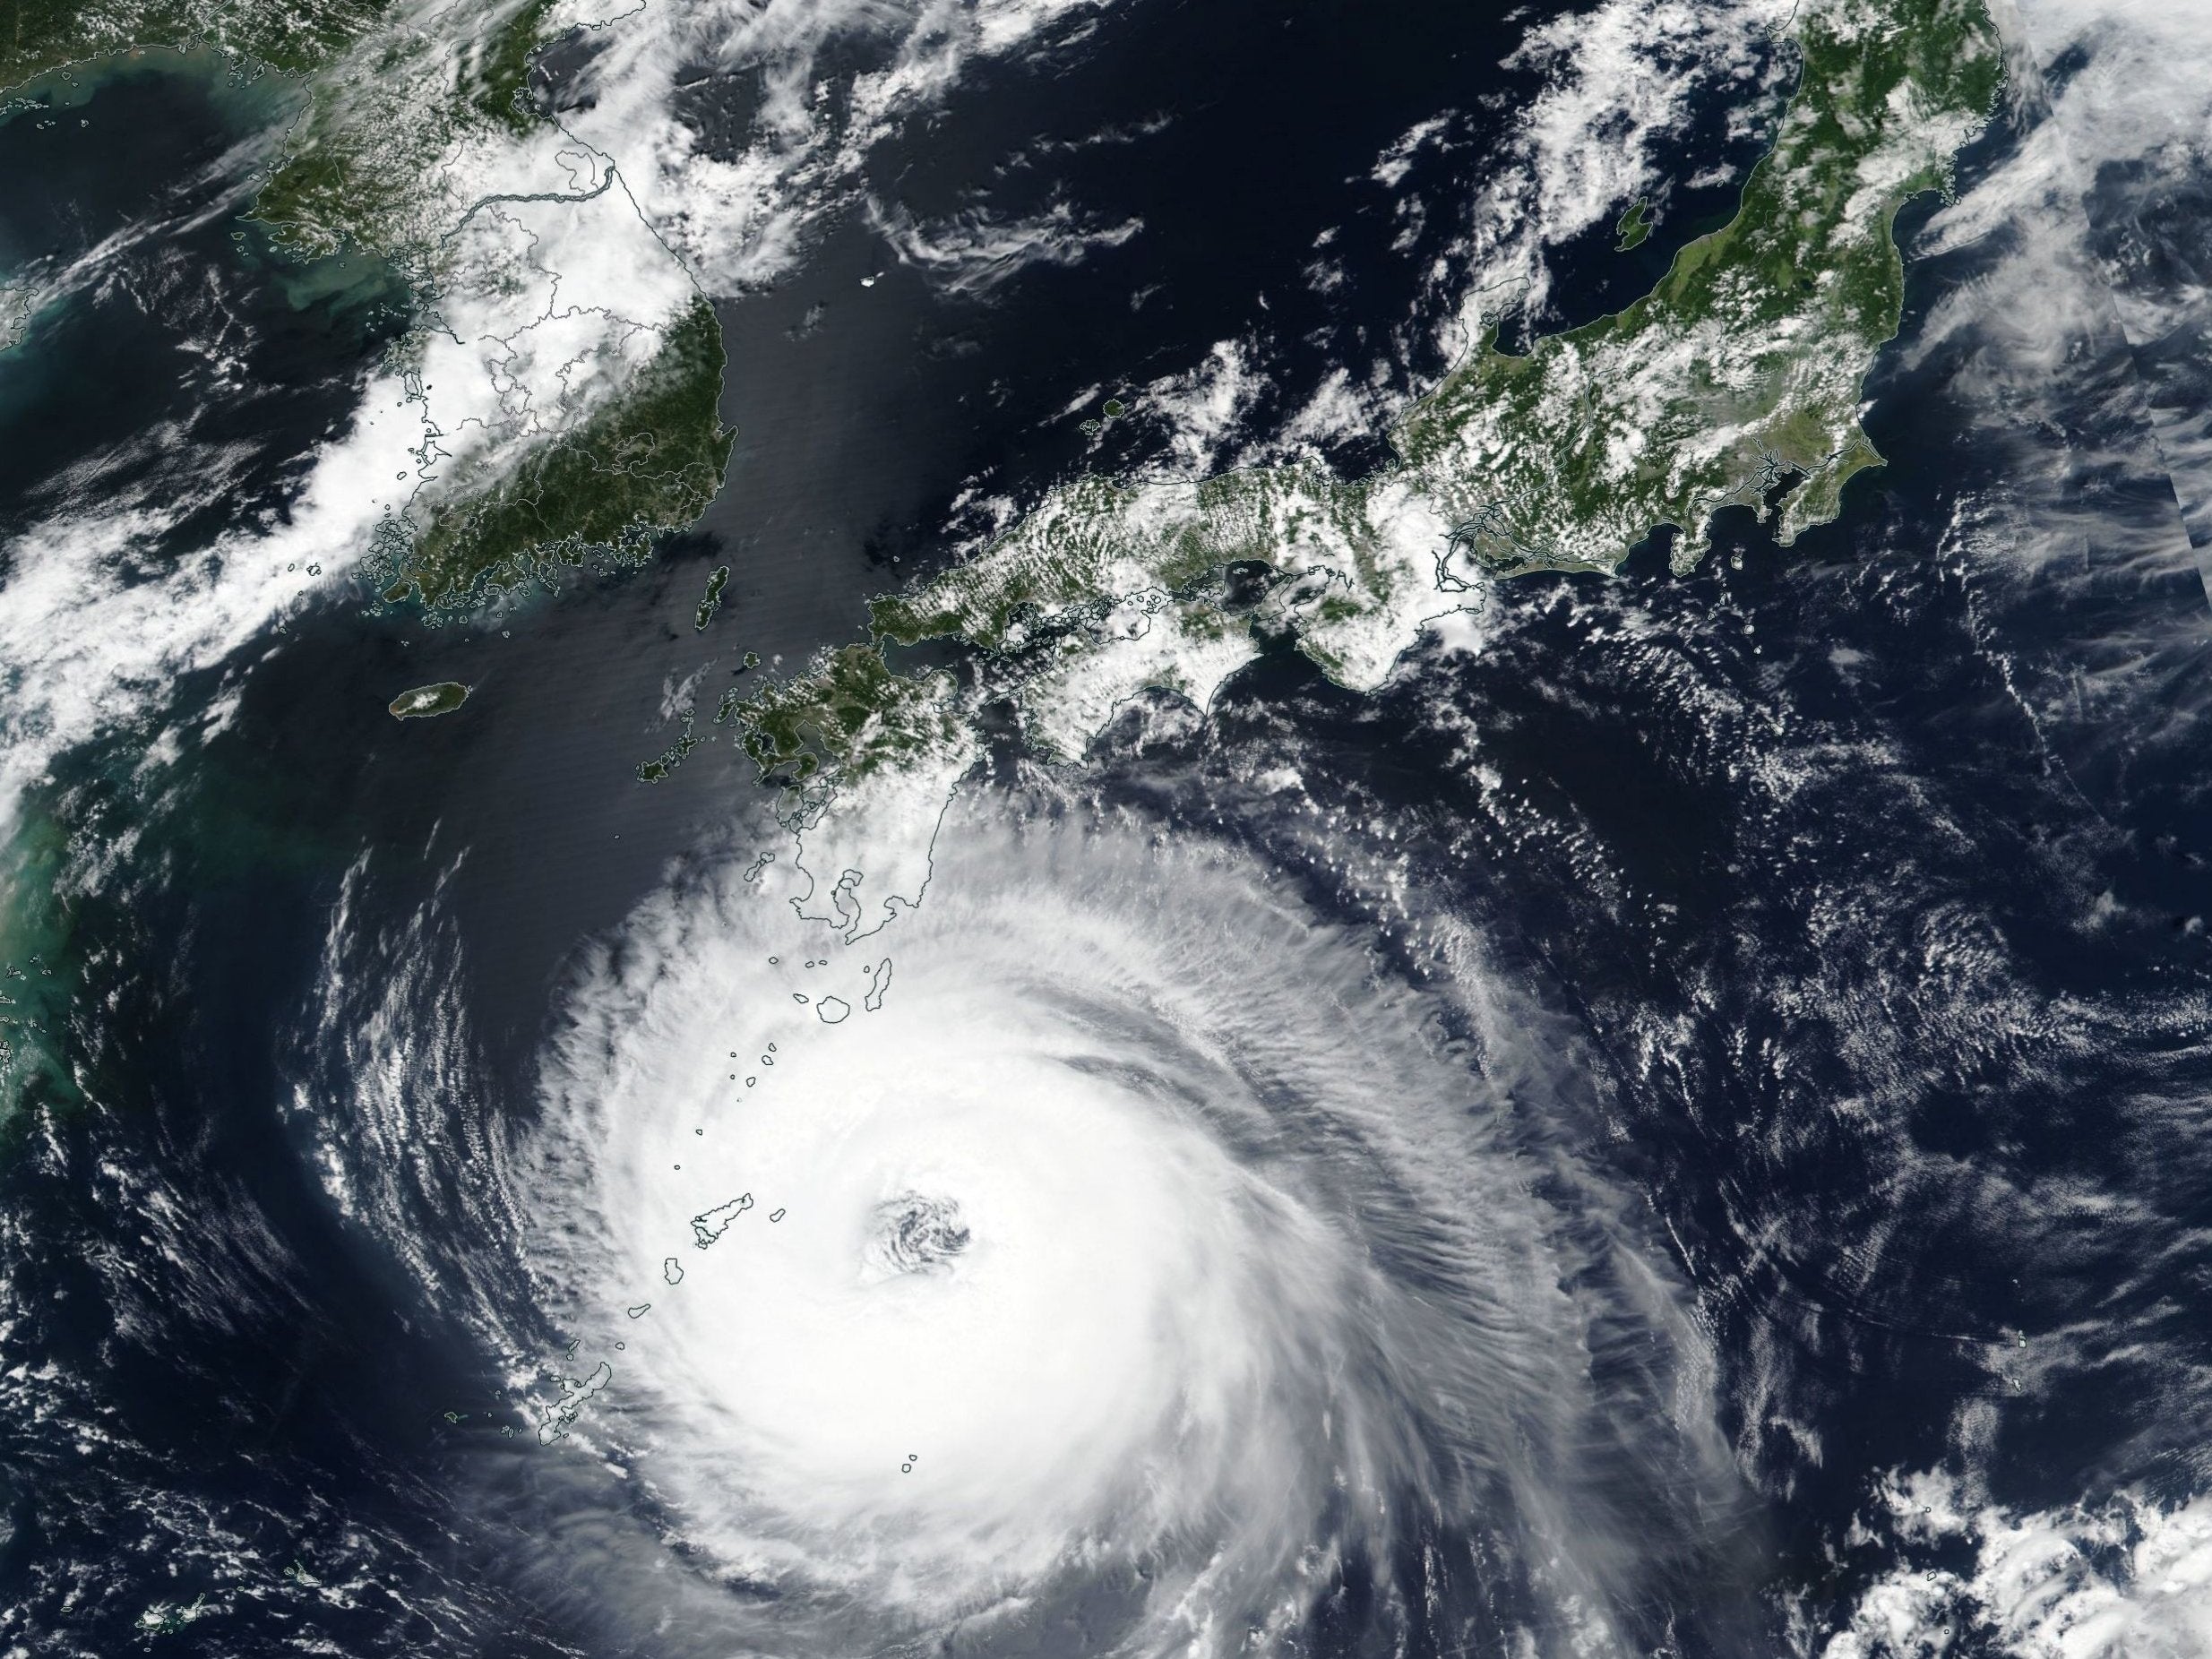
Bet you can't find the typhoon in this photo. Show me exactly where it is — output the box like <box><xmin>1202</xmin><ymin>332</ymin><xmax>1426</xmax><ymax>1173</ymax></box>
<box><xmin>313</xmin><ymin>796</ymin><xmax>1752</xmax><ymax>1656</ymax></box>
<box><xmin>13</xmin><ymin>0</ymin><xmax>2212</xmax><ymax>1653</ymax></box>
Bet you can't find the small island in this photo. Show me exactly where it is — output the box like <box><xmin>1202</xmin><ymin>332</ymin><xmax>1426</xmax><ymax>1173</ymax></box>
<box><xmin>1614</xmin><ymin>197</ymin><xmax>1654</xmax><ymax>252</ymax></box>
<box><xmin>387</xmin><ymin>682</ymin><xmax>470</xmax><ymax>719</ymax></box>
<box><xmin>695</xmin><ymin>563</ymin><xmax>731</xmax><ymax>630</ymax></box>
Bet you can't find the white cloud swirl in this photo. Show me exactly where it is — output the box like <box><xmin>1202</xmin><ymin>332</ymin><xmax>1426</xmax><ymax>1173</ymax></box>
<box><xmin>469</xmin><ymin>804</ymin><xmax>1743</xmax><ymax>1654</ymax></box>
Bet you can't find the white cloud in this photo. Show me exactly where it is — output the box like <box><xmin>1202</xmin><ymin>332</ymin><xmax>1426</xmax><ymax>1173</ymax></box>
<box><xmin>0</xmin><ymin>368</ymin><xmax>421</xmax><ymax>842</ymax></box>
<box><xmin>557</xmin><ymin>0</ymin><xmax>1123</xmax><ymax>293</ymax></box>
<box><xmin>1825</xmin><ymin>1472</ymin><xmax>2212</xmax><ymax>1659</ymax></box>
<box><xmin>1371</xmin><ymin>115</ymin><xmax>1450</xmax><ymax>190</ymax></box>
<box><xmin>1137</xmin><ymin>338</ymin><xmax>1269</xmax><ymax>475</ymax></box>
<box><xmin>1458</xmin><ymin>0</ymin><xmax>1794</xmax><ymax>330</ymax></box>
<box><xmin>865</xmin><ymin>195</ymin><xmax>1141</xmax><ymax>295</ymax></box>
<box><xmin>1994</xmin><ymin>0</ymin><xmax>2212</xmax><ymax>545</ymax></box>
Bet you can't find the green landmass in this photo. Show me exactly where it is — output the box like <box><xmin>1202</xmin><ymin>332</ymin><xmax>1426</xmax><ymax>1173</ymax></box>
<box><xmin>728</xmin><ymin>645</ymin><xmax>965</xmax><ymax>789</ymax></box>
<box><xmin>1400</xmin><ymin>0</ymin><xmax>2002</xmax><ymax>573</ymax></box>
<box><xmin>374</xmin><ymin>298</ymin><xmax>736</xmax><ymax>611</ymax></box>
<box><xmin>1614</xmin><ymin>197</ymin><xmax>1653</xmax><ymax>252</ymax></box>
<box><xmin>11</xmin><ymin>0</ymin><xmax>2001</xmax><ymax>809</ymax></box>
<box><xmin>636</xmin><ymin>717</ymin><xmax>698</xmax><ymax>782</ymax></box>
<box><xmin>247</xmin><ymin>99</ymin><xmax>435</xmax><ymax>267</ymax></box>
<box><xmin>709</xmin><ymin>653</ymin><xmax>761</xmax><ymax>721</ymax></box>
<box><xmin>245</xmin><ymin>0</ymin><xmax>578</xmax><ymax>264</ymax></box>
<box><xmin>0</xmin><ymin>0</ymin><xmax>389</xmax><ymax>89</ymax></box>
<box><xmin>387</xmin><ymin>680</ymin><xmax>469</xmax><ymax>718</ymax></box>
<box><xmin>3</xmin><ymin>0</ymin><xmax>449</xmax><ymax>271</ymax></box>
<box><xmin>4</xmin><ymin>1</ymin><xmax>736</xmax><ymax>629</ymax></box>
<box><xmin>469</xmin><ymin>0</ymin><xmax>557</xmax><ymax>134</ymax></box>
<box><xmin>135</xmin><ymin>1596</ymin><xmax>210</xmax><ymax>1636</ymax></box>
<box><xmin>695</xmin><ymin>563</ymin><xmax>731</xmax><ymax>630</ymax></box>
<box><xmin>868</xmin><ymin>472</ymin><xmax>1278</xmax><ymax>649</ymax></box>
<box><xmin>735</xmin><ymin>0</ymin><xmax>2002</xmax><ymax>787</ymax></box>
<box><xmin>1080</xmin><ymin>396</ymin><xmax>1129</xmax><ymax>437</ymax></box>
<box><xmin>0</xmin><ymin>0</ymin><xmax>572</xmax><ymax>268</ymax></box>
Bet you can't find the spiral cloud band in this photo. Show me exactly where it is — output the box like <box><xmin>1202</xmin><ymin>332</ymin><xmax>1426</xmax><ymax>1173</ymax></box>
<box><xmin>478</xmin><ymin>807</ymin><xmax>1742</xmax><ymax>1654</ymax></box>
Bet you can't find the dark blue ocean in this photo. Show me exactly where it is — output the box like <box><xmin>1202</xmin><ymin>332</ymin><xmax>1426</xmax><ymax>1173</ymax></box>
<box><xmin>3</xmin><ymin>5</ymin><xmax>2208</xmax><ymax>1655</ymax></box>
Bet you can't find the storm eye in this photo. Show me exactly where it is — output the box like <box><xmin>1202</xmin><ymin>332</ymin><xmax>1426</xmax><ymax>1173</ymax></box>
<box><xmin>865</xmin><ymin>1193</ymin><xmax>971</xmax><ymax>1278</ymax></box>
